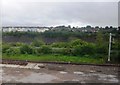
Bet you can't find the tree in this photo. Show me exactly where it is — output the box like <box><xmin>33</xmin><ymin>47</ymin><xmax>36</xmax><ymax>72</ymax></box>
<box><xmin>96</xmin><ymin>32</ymin><xmax>108</xmax><ymax>54</ymax></box>
<box><xmin>96</xmin><ymin>32</ymin><xmax>104</xmax><ymax>46</ymax></box>
<box><xmin>105</xmin><ymin>26</ymin><xmax>109</xmax><ymax>29</ymax></box>
<box><xmin>110</xmin><ymin>26</ymin><xmax>113</xmax><ymax>29</ymax></box>
<box><xmin>95</xmin><ymin>26</ymin><xmax>99</xmax><ymax>29</ymax></box>
<box><xmin>86</xmin><ymin>25</ymin><xmax>91</xmax><ymax>28</ymax></box>
<box><xmin>68</xmin><ymin>25</ymin><xmax>71</xmax><ymax>29</ymax></box>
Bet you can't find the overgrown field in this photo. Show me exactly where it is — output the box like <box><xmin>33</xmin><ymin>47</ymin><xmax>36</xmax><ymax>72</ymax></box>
<box><xmin>2</xmin><ymin>31</ymin><xmax>120</xmax><ymax>64</ymax></box>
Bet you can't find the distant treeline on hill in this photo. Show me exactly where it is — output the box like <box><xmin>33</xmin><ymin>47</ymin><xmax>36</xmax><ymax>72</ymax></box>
<box><xmin>2</xmin><ymin>25</ymin><xmax>119</xmax><ymax>33</ymax></box>
<box><xmin>2</xmin><ymin>25</ymin><xmax>119</xmax><ymax>44</ymax></box>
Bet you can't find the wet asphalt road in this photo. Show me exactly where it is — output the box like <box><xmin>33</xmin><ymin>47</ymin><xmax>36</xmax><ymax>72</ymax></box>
<box><xmin>0</xmin><ymin>63</ymin><xmax>119</xmax><ymax>83</ymax></box>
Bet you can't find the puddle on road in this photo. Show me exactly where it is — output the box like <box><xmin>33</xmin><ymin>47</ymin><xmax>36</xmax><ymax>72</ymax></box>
<box><xmin>17</xmin><ymin>73</ymin><xmax>58</xmax><ymax>83</ymax></box>
<box><xmin>3</xmin><ymin>72</ymin><xmax>58</xmax><ymax>83</ymax></box>
<box><xmin>2</xmin><ymin>68</ymin><xmax>58</xmax><ymax>83</ymax></box>
<box><xmin>73</xmin><ymin>71</ymin><xmax>119</xmax><ymax>83</ymax></box>
<box><xmin>96</xmin><ymin>74</ymin><xmax>119</xmax><ymax>83</ymax></box>
<box><xmin>59</xmin><ymin>71</ymin><xmax>68</xmax><ymax>74</ymax></box>
<box><xmin>0</xmin><ymin>69</ymin><xmax>3</xmax><ymax>73</ymax></box>
<box><xmin>74</xmin><ymin>71</ymin><xmax>84</xmax><ymax>75</ymax></box>
<box><xmin>0</xmin><ymin>69</ymin><xmax>3</xmax><ymax>83</ymax></box>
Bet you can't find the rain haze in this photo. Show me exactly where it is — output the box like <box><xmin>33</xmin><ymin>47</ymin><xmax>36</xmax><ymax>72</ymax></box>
<box><xmin>1</xmin><ymin>0</ymin><xmax>120</xmax><ymax>84</ymax></box>
<box><xmin>1</xmin><ymin>0</ymin><xmax>119</xmax><ymax>27</ymax></box>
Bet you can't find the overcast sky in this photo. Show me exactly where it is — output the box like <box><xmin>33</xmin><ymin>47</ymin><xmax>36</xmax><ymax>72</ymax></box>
<box><xmin>1</xmin><ymin>0</ymin><xmax>119</xmax><ymax>27</ymax></box>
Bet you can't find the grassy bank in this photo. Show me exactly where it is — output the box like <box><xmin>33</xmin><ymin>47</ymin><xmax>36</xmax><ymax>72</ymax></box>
<box><xmin>2</xmin><ymin>54</ymin><xmax>105</xmax><ymax>64</ymax></box>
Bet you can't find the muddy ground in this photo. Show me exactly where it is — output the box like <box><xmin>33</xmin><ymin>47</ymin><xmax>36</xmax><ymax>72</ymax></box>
<box><xmin>0</xmin><ymin>63</ymin><xmax>120</xmax><ymax>83</ymax></box>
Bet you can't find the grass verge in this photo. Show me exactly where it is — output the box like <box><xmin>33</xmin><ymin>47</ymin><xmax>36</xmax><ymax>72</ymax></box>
<box><xmin>2</xmin><ymin>54</ymin><xmax>105</xmax><ymax>64</ymax></box>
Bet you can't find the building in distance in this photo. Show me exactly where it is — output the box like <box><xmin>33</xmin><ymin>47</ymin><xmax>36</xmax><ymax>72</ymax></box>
<box><xmin>2</xmin><ymin>26</ymin><xmax>49</xmax><ymax>32</ymax></box>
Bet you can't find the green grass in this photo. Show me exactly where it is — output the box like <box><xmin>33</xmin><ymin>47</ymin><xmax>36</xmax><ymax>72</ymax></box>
<box><xmin>2</xmin><ymin>54</ymin><xmax>105</xmax><ymax>64</ymax></box>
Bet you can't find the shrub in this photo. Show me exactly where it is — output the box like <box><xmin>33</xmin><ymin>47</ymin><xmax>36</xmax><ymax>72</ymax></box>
<box><xmin>70</xmin><ymin>39</ymin><xmax>88</xmax><ymax>48</ymax></box>
<box><xmin>51</xmin><ymin>42</ymin><xmax>68</xmax><ymax>48</ymax></box>
<box><xmin>80</xmin><ymin>44</ymin><xmax>96</xmax><ymax>55</ymax></box>
<box><xmin>51</xmin><ymin>48</ymin><xmax>73</xmax><ymax>55</ymax></box>
<box><xmin>15</xmin><ymin>42</ymin><xmax>24</xmax><ymax>47</ymax></box>
<box><xmin>52</xmin><ymin>48</ymin><xmax>63</xmax><ymax>54</ymax></box>
<box><xmin>73</xmin><ymin>46</ymin><xmax>82</xmax><ymax>56</ymax></box>
<box><xmin>73</xmin><ymin>43</ymin><xmax>96</xmax><ymax>56</ymax></box>
<box><xmin>5</xmin><ymin>48</ymin><xmax>20</xmax><ymax>55</ymax></box>
<box><xmin>20</xmin><ymin>44</ymin><xmax>33</xmax><ymax>54</ymax></box>
<box><xmin>2</xmin><ymin>44</ymin><xmax>10</xmax><ymax>53</ymax></box>
<box><xmin>41</xmin><ymin>45</ymin><xmax>52</xmax><ymax>54</ymax></box>
<box><xmin>96</xmin><ymin>45</ymin><xmax>108</xmax><ymax>54</ymax></box>
<box><xmin>9</xmin><ymin>42</ymin><xmax>24</xmax><ymax>47</ymax></box>
<box><xmin>31</xmin><ymin>40</ymin><xmax>44</xmax><ymax>47</ymax></box>
<box><xmin>35</xmin><ymin>48</ymin><xmax>42</xmax><ymax>55</ymax></box>
<box><xmin>110</xmin><ymin>51</ymin><xmax>120</xmax><ymax>64</ymax></box>
<box><xmin>62</xmin><ymin>48</ymin><xmax>73</xmax><ymax>55</ymax></box>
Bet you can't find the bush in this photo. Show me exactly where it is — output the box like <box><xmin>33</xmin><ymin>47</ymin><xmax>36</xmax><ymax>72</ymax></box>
<box><xmin>20</xmin><ymin>44</ymin><xmax>33</xmax><ymax>54</ymax></box>
<box><xmin>73</xmin><ymin>43</ymin><xmax>96</xmax><ymax>56</ymax></box>
<box><xmin>96</xmin><ymin>45</ymin><xmax>108</xmax><ymax>54</ymax></box>
<box><xmin>52</xmin><ymin>48</ymin><xmax>73</xmax><ymax>55</ymax></box>
<box><xmin>31</xmin><ymin>40</ymin><xmax>44</xmax><ymax>47</ymax></box>
<box><xmin>51</xmin><ymin>42</ymin><xmax>68</xmax><ymax>48</ymax></box>
<box><xmin>41</xmin><ymin>46</ymin><xmax>52</xmax><ymax>54</ymax></box>
<box><xmin>5</xmin><ymin>48</ymin><xmax>20</xmax><ymax>55</ymax></box>
<box><xmin>52</xmin><ymin>48</ymin><xmax>63</xmax><ymax>54</ymax></box>
<box><xmin>15</xmin><ymin>42</ymin><xmax>24</xmax><ymax>47</ymax></box>
<box><xmin>73</xmin><ymin>46</ymin><xmax>82</xmax><ymax>56</ymax></box>
<box><xmin>9</xmin><ymin>42</ymin><xmax>24</xmax><ymax>47</ymax></box>
<box><xmin>70</xmin><ymin>39</ymin><xmax>88</xmax><ymax>48</ymax></box>
<box><xmin>2</xmin><ymin>44</ymin><xmax>10</xmax><ymax>53</ymax></box>
<box><xmin>62</xmin><ymin>48</ymin><xmax>73</xmax><ymax>55</ymax></box>
<box><xmin>110</xmin><ymin>51</ymin><xmax>120</xmax><ymax>63</ymax></box>
<box><xmin>35</xmin><ymin>48</ymin><xmax>42</xmax><ymax>55</ymax></box>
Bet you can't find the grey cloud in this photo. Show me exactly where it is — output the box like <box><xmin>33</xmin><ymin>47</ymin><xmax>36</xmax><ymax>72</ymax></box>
<box><xmin>2</xmin><ymin>2</ymin><xmax>118</xmax><ymax>27</ymax></box>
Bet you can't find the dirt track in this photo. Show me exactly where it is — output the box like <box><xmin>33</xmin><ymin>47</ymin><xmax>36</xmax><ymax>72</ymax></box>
<box><xmin>1</xmin><ymin>63</ymin><xmax>120</xmax><ymax>83</ymax></box>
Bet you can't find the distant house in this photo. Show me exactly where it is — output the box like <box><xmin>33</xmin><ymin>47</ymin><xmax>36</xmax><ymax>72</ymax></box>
<box><xmin>2</xmin><ymin>26</ymin><xmax>49</xmax><ymax>32</ymax></box>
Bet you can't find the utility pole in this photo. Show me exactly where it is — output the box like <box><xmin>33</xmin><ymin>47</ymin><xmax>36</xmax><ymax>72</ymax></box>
<box><xmin>108</xmin><ymin>33</ymin><xmax>112</xmax><ymax>62</ymax></box>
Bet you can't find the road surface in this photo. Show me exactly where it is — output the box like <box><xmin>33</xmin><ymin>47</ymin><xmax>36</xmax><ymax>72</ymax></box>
<box><xmin>0</xmin><ymin>63</ymin><xmax>119</xmax><ymax>83</ymax></box>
